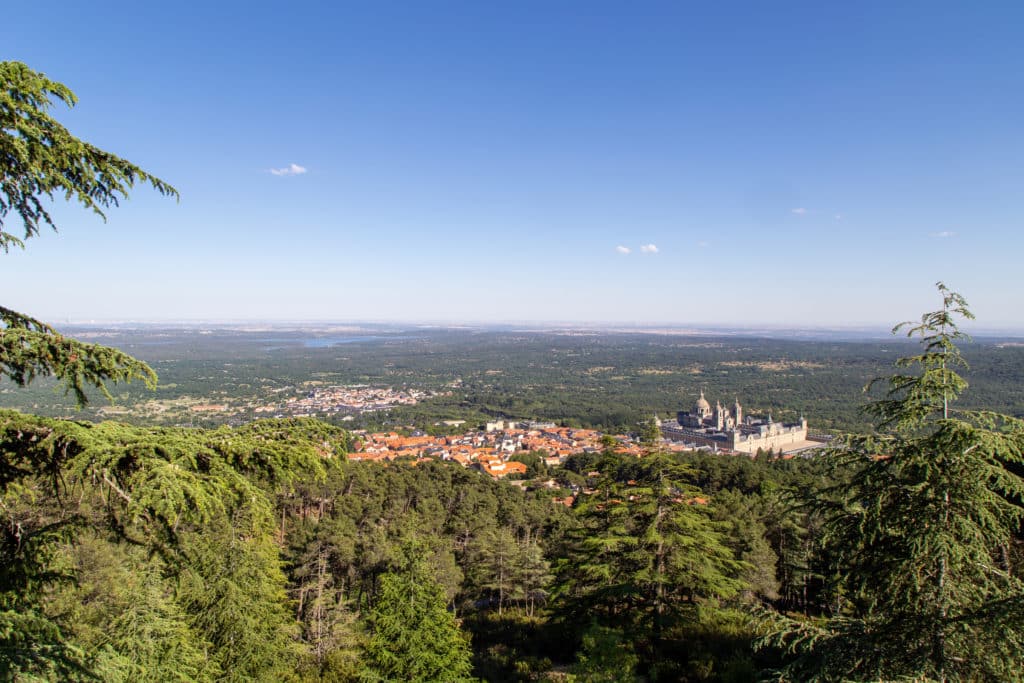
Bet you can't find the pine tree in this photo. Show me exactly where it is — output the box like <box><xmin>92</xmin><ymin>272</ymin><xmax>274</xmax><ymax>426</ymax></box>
<box><xmin>175</xmin><ymin>510</ymin><xmax>301</xmax><ymax>682</ymax></box>
<box><xmin>362</xmin><ymin>542</ymin><xmax>475</xmax><ymax>682</ymax></box>
<box><xmin>468</xmin><ymin>526</ymin><xmax>518</xmax><ymax>615</ymax></box>
<box><xmin>513</xmin><ymin>538</ymin><xmax>553</xmax><ymax>618</ymax></box>
<box><xmin>760</xmin><ymin>283</ymin><xmax>1024</xmax><ymax>682</ymax></box>
<box><xmin>48</xmin><ymin>536</ymin><xmax>216</xmax><ymax>683</ymax></box>
<box><xmin>555</xmin><ymin>454</ymin><xmax>743</xmax><ymax>666</ymax></box>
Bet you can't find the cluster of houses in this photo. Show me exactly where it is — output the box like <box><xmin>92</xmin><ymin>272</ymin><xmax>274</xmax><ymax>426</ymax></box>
<box><xmin>349</xmin><ymin>421</ymin><xmax>693</xmax><ymax>480</ymax></box>
<box><xmin>256</xmin><ymin>385</ymin><xmax>436</xmax><ymax>417</ymax></box>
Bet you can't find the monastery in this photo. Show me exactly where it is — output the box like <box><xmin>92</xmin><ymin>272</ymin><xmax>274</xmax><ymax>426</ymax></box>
<box><xmin>659</xmin><ymin>390</ymin><xmax>822</xmax><ymax>455</ymax></box>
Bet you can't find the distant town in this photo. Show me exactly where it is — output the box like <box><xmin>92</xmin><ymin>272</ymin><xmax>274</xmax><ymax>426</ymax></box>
<box><xmin>257</xmin><ymin>384</ymin><xmax>438</xmax><ymax>416</ymax></box>
<box><xmin>81</xmin><ymin>381</ymin><xmax>842</xmax><ymax>482</ymax></box>
<box><xmin>263</xmin><ymin>385</ymin><xmax>833</xmax><ymax>482</ymax></box>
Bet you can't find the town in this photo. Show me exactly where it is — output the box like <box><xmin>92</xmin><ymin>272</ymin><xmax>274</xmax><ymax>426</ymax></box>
<box><xmin>351</xmin><ymin>419</ymin><xmax>653</xmax><ymax>477</ymax></box>
<box><xmin>349</xmin><ymin>390</ymin><xmax>828</xmax><ymax>481</ymax></box>
<box><xmin>183</xmin><ymin>384</ymin><xmax>829</xmax><ymax>482</ymax></box>
<box><xmin>253</xmin><ymin>384</ymin><xmax>440</xmax><ymax>417</ymax></box>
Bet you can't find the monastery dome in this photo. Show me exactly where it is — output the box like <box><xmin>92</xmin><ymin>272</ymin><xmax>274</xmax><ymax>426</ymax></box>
<box><xmin>694</xmin><ymin>391</ymin><xmax>711</xmax><ymax>413</ymax></box>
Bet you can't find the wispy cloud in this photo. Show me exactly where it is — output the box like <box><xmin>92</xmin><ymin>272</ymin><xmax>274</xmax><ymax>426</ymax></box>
<box><xmin>929</xmin><ymin>230</ymin><xmax>956</xmax><ymax>239</ymax></box>
<box><xmin>791</xmin><ymin>207</ymin><xmax>807</xmax><ymax>215</ymax></box>
<box><xmin>615</xmin><ymin>245</ymin><xmax>632</xmax><ymax>255</ymax></box>
<box><xmin>269</xmin><ymin>163</ymin><xmax>308</xmax><ymax>176</ymax></box>
<box><xmin>640</xmin><ymin>243</ymin><xmax>659</xmax><ymax>254</ymax></box>
<box><xmin>834</xmin><ymin>214</ymin><xmax>843</xmax><ymax>221</ymax></box>
<box><xmin>697</xmin><ymin>240</ymin><xmax>709</xmax><ymax>248</ymax></box>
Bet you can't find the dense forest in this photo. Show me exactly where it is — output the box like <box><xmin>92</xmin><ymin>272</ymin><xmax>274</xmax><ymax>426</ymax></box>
<box><xmin>0</xmin><ymin>406</ymin><xmax>840</xmax><ymax>681</ymax></box>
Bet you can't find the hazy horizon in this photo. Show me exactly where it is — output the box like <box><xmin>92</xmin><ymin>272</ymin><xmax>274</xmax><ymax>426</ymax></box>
<box><xmin>54</xmin><ymin>318</ymin><xmax>1024</xmax><ymax>340</ymax></box>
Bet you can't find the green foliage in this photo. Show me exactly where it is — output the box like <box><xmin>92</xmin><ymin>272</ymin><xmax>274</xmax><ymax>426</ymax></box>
<box><xmin>865</xmin><ymin>282</ymin><xmax>975</xmax><ymax>430</ymax></box>
<box><xmin>0</xmin><ymin>411</ymin><xmax>347</xmax><ymax>680</ymax></box>
<box><xmin>0</xmin><ymin>475</ymin><xmax>88</xmax><ymax>680</ymax></box>
<box><xmin>292</xmin><ymin>538</ymin><xmax>364</xmax><ymax>681</ymax></box>
<box><xmin>760</xmin><ymin>284</ymin><xmax>1024</xmax><ymax>682</ymax></box>
<box><xmin>555</xmin><ymin>453</ymin><xmax>744</xmax><ymax>678</ymax></box>
<box><xmin>0</xmin><ymin>305</ymin><xmax>157</xmax><ymax>406</ymax></box>
<box><xmin>639</xmin><ymin>417</ymin><xmax>662</xmax><ymax>446</ymax></box>
<box><xmin>176</xmin><ymin>512</ymin><xmax>301</xmax><ymax>681</ymax></box>
<box><xmin>467</xmin><ymin>527</ymin><xmax>553</xmax><ymax>617</ymax></box>
<box><xmin>49</xmin><ymin>535</ymin><xmax>215</xmax><ymax>682</ymax></box>
<box><xmin>569</xmin><ymin>621</ymin><xmax>639</xmax><ymax>682</ymax></box>
<box><xmin>362</xmin><ymin>542</ymin><xmax>476</xmax><ymax>682</ymax></box>
<box><xmin>0</xmin><ymin>607</ymin><xmax>89</xmax><ymax>682</ymax></box>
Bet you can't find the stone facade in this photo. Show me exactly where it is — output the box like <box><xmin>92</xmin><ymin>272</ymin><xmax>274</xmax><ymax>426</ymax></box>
<box><xmin>660</xmin><ymin>390</ymin><xmax>811</xmax><ymax>455</ymax></box>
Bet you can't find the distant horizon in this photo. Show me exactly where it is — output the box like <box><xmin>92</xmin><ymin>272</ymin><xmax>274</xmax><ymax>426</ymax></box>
<box><xmin>54</xmin><ymin>318</ymin><xmax>1024</xmax><ymax>339</ymax></box>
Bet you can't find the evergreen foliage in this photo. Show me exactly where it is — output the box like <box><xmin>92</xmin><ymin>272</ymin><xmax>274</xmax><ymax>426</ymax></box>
<box><xmin>570</xmin><ymin>621</ymin><xmax>640</xmax><ymax>682</ymax></box>
<box><xmin>291</xmin><ymin>537</ymin><xmax>364</xmax><ymax>680</ymax></box>
<box><xmin>760</xmin><ymin>283</ymin><xmax>1024</xmax><ymax>682</ymax></box>
<box><xmin>176</xmin><ymin>513</ymin><xmax>301</xmax><ymax>681</ymax></box>
<box><xmin>0</xmin><ymin>411</ymin><xmax>347</xmax><ymax>680</ymax></box>
<box><xmin>49</xmin><ymin>535</ymin><xmax>214</xmax><ymax>682</ymax></box>
<box><xmin>362</xmin><ymin>542</ymin><xmax>476</xmax><ymax>682</ymax></box>
<box><xmin>555</xmin><ymin>453</ymin><xmax>744</xmax><ymax>678</ymax></box>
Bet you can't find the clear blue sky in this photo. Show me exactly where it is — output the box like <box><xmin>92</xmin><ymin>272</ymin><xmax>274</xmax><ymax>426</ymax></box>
<box><xmin>4</xmin><ymin>1</ymin><xmax>1022</xmax><ymax>328</ymax></box>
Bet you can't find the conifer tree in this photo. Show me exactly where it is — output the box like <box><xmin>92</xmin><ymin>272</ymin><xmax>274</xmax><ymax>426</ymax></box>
<box><xmin>362</xmin><ymin>542</ymin><xmax>475</xmax><ymax>682</ymax></box>
<box><xmin>514</xmin><ymin>538</ymin><xmax>553</xmax><ymax>618</ymax></box>
<box><xmin>555</xmin><ymin>454</ymin><xmax>743</xmax><ymax>669</ymax></box>
<box><xmin>467</xmin><ymin>526</ymin><xmax>519</xmax><ymax>615</ymax></box>
<box><xmin>176</xmin><ymin>512</ymin><xmax>301</xmax><ymax>682</ymax></box>
<box><xmin>760</xmin><ymin>283</ymin><xmax>1024</xmax><ymax>682</ymax></box>
<box><xmin>49</xmin><ymin>536</ymin><xmax>216</xmax><ymax>683</ymax></box>
<box><xmin>1</xmin><ymin>72</ymin><xmax>172</xmax><ymax>672</ymax></box>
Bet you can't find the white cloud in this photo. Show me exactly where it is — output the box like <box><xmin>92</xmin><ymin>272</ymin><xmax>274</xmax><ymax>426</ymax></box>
<box><xmin>269</xmin><ymin>163</ymin><xmax>308</xmax><ymax>176</ymax></box>
<box><xmin>615</xmin><ymin>245</ymin><xmax>631</xmax><ymax>254</ymax></box>
<box><xmin>640</xmin><ymin>243</ymin><xmax>659</xmax><ymax>253</ymax></box>
<box><xmin>930</xmin><ymin>230</ymin><xmax>956</xmax><ymax>239</ymax></box>
<box><xmin>791</xmin><ymin>207</ymin><xmax>807</xmax><ymax>215</ymax></box>
<box><xmin>834</xmin><ymin>214</ymin><xmax>843</xmax><ymax>221</ymax></box>
<box><xmin>697</xmin><ymin>240</ymin><xmax>710</xmax><ymax>248</ymax></box>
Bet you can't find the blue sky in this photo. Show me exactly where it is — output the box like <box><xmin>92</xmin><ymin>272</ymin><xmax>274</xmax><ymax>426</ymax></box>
<box><xmin>4</xmin><ymin>1</ymin><xmax>1022</xmax><ymax>328</ymax></box>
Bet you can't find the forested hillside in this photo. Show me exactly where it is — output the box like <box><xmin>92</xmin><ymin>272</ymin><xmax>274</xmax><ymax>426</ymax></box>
<box><xmin>0</xmin><ymin>407</ymin><xmax>829</xmax><ymax>681</ymax></box>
